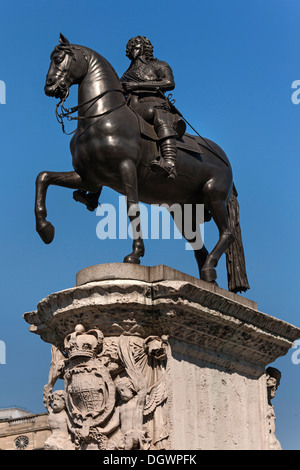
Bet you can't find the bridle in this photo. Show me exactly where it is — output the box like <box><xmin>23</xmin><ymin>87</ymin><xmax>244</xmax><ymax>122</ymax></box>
<box><xmin>52</xmin><ymin>44</ymin><xmax>228</xmax><ymax>167</ymax></box>
<box><xmin>55</xmin><ymin>88</ymin><xmax>126</xmax><ymax>135</ymax></box>
<box><xmin>52</xmin><ymin>45</ymin><xmax>127</xmax><ymax>135</ymax></box>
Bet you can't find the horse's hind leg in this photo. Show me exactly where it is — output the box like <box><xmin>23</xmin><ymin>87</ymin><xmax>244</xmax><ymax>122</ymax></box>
<box><xmin>169</xmin><ymin>204</ymin><xmax>209</xmax><ymax>276</ymax></box>
<box><xmin>200</xmin><ymin>192</ymin><xmax>234</xmax><ymax>283</ymax></box>
<box><xmin>35</xmin><ymin>170</ymin><xmax>89</xmax><ymax>244</ymax></box>
<box><xmin>119</xmin><ymin>159</ymin><xmax>145</xmax><ymax>264</ymax></box>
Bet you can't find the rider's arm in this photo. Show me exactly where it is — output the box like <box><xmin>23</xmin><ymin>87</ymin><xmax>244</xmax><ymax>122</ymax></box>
<box><xmin>122</xmin><ymin>62</ymin><xmax>175</xmax><ymax>92</ymax></box>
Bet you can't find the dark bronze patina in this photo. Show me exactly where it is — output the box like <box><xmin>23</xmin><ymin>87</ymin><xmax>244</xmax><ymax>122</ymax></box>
<box><xmin>35</xmin><ymin>34</ymin><xmax>249</xmax><ymax>293</ymax></box>
<box><xmin>120</xmin><ymin>36</ymin><xmax>183</xmax><ymax>179</ymax></box>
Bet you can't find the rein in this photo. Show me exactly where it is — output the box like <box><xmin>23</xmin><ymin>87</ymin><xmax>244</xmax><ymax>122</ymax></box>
<box><xmin>160</xmin><ymin>91</ymin><xmax>229</xmax><ymax>167</ymax></box>
<box><xmin>55</xmin><ymin>88</ymin><xmax>126</xmax><ymax>135</ymax></box>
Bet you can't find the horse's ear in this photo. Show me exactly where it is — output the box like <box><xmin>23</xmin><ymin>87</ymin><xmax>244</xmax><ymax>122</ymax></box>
<box><xmin>59</xmin><ymin>33</ymin><xmax>70</xmax><ymax>46</ymax></box>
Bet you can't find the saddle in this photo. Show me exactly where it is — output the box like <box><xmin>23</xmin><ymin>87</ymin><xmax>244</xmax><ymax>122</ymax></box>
<box><xmin>136</xmin><ymin>114</ymin><xmax>203</xmax><ymax>156</ymax></box>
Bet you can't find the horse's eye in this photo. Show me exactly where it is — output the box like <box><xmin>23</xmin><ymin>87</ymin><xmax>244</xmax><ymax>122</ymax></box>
<box><xmin>54</xmin><ymin>56</ymin><xmax>64</xmax><ymax>65</ymax></box>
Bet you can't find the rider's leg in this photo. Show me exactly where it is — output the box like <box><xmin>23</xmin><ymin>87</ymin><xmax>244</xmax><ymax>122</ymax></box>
<box><xmin>130</xmin><ymin>99</ymin><xmax>178</xmax><ymax>178</ymax></box>
<box><xmin>152</xmin><ymin>108</ymin><xmax>178</xmax><ymax>178</ymax></box>
<box><xmin>159</xmin><ymin>136</ymin><xmax>177</xmax><ymax>178</ymax></box>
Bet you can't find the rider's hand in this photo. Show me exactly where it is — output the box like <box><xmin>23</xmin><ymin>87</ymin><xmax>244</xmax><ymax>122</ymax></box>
<box><xmin>122</xmin><ymin>82</ymin><xmax>134</xmax><ymax>92</ymax></box>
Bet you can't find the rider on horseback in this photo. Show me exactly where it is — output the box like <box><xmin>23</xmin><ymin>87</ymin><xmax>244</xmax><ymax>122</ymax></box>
<box><xmin>120</xmin><ymin>35</ymin><xmax>184</xmax><ymax>180</ymax></box>
<box><xmin>73</xmin><ymin>36</ymin><xmax>184</xmax><ymax>211</ymax></box>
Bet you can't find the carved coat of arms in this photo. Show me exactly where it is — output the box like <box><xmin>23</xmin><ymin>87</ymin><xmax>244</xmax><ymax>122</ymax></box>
<box><xmin>43</xmin><ymin>324</ymin><xmax>170</xmax><ymax>450</ymax></box>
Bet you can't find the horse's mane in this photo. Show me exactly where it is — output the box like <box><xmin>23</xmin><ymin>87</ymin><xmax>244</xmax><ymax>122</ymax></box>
<box><xmin>72</xmin><ymin>44</ymin><xmax>121</xmax><ymax>86</ymax></box>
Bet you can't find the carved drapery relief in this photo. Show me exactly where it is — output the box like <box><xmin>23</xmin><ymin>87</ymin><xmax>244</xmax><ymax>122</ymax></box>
<box><xmin>43</xmin><ymin>324</ymin><xmax>170</xmax><ymax>450</ymax></box>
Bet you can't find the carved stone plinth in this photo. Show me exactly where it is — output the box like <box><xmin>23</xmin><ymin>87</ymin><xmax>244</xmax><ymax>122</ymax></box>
<box><xmin>24</xmin><ymin>264</ymin><xmax>300</xmax><ymax>450</ymax></box>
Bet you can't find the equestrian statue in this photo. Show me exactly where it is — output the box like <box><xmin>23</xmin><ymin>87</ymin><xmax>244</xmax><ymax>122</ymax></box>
<box><xmin>35</xmin><ymin>34</ymin><xmax>249</xmax><ymax>293</ymax></box>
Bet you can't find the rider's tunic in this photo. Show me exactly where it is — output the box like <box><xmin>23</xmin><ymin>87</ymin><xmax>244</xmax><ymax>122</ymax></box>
<box><xmin>120</xmin><ymin>57</ymin><xmax>178</xmax><ymax>139</ymax></box>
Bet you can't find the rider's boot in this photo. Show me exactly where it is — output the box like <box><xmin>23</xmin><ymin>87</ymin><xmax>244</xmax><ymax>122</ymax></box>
<box><xmin>73</xmin><ymin>190</ymin><xmax>101</xmax><ymax>211</ymax></box>
<box><xmin>161</xmin><ymin>137</ymin><xmax>177</xmax><ymax>179</ymax></box>
<box><xmin>151</xmin><ymin>136</ymin><xmax>177</xmax><ymax>179</ymax></box>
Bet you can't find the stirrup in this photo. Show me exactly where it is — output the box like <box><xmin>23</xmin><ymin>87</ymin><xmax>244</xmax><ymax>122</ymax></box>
<box><xmin>150</xmin><ymin>157</ymin><xmax>177</xmax><ymax>179</ymax></box>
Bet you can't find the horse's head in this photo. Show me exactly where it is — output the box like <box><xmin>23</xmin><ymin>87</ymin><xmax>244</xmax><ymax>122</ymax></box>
<box><xmin>45</xmin><ymin>34</ymin><xmax>88</xmax><ymax>100</ymax></box>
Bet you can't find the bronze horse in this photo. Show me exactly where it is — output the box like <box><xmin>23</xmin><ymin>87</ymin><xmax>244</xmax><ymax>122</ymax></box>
<box><xmin>35</xmin><ymin>34</ymin><xmax>249</xmax><ymax>293</ymax></box>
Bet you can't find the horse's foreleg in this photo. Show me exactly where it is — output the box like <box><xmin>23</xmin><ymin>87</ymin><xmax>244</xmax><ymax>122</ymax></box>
<box><xmin>119</xmin><ymin>160</ymin><xmax>145</xmax><ymax>264</ymax></box>
<box><xmin>35</xmin><ymin>170</ymin><xmax>87</xmax><ymax>244</ymax></box>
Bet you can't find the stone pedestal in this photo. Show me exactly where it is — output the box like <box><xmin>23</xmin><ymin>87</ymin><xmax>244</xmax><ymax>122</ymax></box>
<box><xmin>24</xmin><ymin>264</ymin><xmax>300</xmax><ymax>450</ymax></box>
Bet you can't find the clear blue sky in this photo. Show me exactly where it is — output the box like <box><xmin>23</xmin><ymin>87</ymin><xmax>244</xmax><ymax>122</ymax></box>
<box><xmin>0</xmin><ymin>0</ymin><xmax>299</xmax><ymax>450</ymax></box>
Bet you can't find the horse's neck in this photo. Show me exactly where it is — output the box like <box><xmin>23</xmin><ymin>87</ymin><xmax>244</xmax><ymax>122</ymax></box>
<box><xmin>77</xmin><ymin>47</ymin><xmax>123</xmax><ymax>117</ymax></box>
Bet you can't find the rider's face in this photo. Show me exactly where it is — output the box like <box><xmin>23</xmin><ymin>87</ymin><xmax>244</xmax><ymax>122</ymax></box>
<box><xmin>129</xmin><ymin>41</ymin><xmax>144</xmax><ymax>60</ymax></box>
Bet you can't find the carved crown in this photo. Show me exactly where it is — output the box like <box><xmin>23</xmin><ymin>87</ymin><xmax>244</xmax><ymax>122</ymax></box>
<box><xmin>64</xmin><ymin>324</ymin><xmax>104</xmax><ymax>359</ymax></box>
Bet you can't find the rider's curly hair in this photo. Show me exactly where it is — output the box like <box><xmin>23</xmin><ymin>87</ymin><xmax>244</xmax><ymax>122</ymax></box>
<box><xmin>125</xmin><ymin>36</ymin><xmax>155</xmax><ymax>61</ymax></box>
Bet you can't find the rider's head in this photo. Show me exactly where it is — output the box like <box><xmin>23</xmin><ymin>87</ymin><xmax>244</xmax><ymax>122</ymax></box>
<box><xmin>126</xmin><ymin>36</ymin><xmax>154</xmax><ymax>62</ymax></box>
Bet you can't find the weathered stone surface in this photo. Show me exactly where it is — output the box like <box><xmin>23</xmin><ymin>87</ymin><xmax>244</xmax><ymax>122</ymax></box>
<box><xmin>24</xmin><ymin>264</ymin><xmax>299</xmax><ymax>376</ymax></box>
<box><xmin>23</xmin><ymin>264</ymin><xmax>300</xmax><ymax>450</ymax></box>
<box><xmin>76</xmin><ymin>263</ymin><xmax>257</xmax><ymax>310</ymax></box>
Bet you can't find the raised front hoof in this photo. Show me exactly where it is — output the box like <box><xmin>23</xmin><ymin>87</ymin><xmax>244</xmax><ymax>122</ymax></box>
<box><xmin>200</xmin><ymin>267</ymin><xmax>217</xmax><ymax>284</ymax></box>
<box><xmin>123</xmin><ymin>254</ymin><xmax>141</xmax><ymax>265</ymax></box>
<box><xmin>37</xmin><ymin>221</ymin><xmax>55</xmax><ymax>244</ymax></box>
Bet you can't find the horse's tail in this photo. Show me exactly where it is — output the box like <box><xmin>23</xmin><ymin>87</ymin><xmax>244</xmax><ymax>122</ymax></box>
<box><xmin>225</xmin><ymin>184</ymin><xmax>250</xmax><ymax>293</ymax></box>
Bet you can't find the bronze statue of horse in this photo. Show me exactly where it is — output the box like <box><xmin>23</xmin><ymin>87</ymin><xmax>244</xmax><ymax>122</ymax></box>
<box><xmin>35</xmin><ymin>34</ymin><xmax>249</xmax><ymax>293</ymax></box>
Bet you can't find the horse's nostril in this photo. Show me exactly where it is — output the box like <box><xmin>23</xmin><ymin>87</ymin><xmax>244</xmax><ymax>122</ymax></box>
<box><xmin>46</xmin><ymin>78</ymin><xmax>53</xmax><ymax>85</ymax></box>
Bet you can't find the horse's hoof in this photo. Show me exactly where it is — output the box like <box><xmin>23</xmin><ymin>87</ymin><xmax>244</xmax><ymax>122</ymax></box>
<box><xmin>37</xmin><ymin>221</ymin><xmax>55</xmax><ymax>244</ymax></box>
<box><xmin>73</xmin><ymin>190</ymin><xmax>99</xmax><ymax>212</ymax></box>
<box><xmin>123</xmin><ymin>254</ymin><xmax>141</xmax><ymax>265</ymax></box>
<box><xmin>200</xmin><ymin>267</ymin><xmax>217</xmax><ymax>283</ymax></box>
